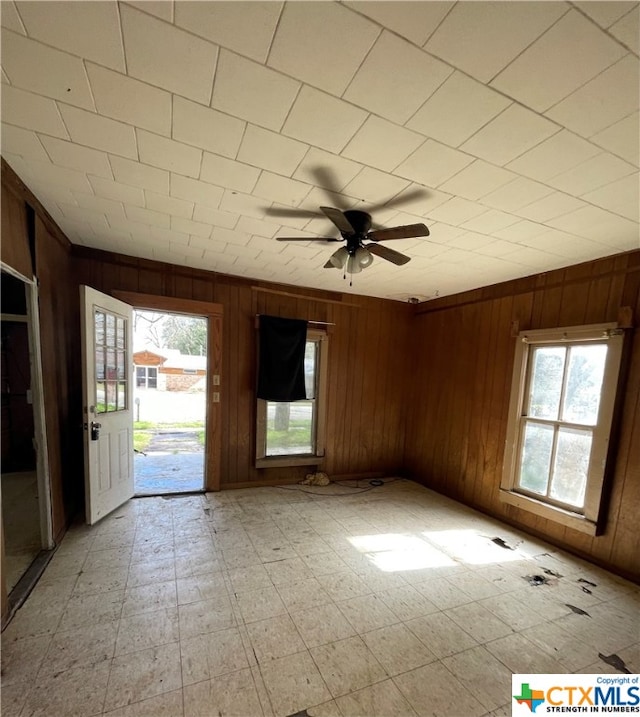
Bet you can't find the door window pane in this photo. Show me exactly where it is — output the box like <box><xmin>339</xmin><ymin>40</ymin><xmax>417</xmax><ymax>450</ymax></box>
<box><xmin>527</xmin><ymin>346</ymin><xmax>565</xmax><ymax>419</ymax></box>
<box><xmin>106</xmin><ymin>381</ymin><xmax>117</xmax><ymax>412</ymax></box>
<box><xmin>106</xmin><ymin>314</ymin><xmax>116</xmax><ymax>348</ymax></box>
<box><xmin>96</xmin><ymin>348</ymin><xmax>105</xmax><ymax>381</ymax></box>
<box><xmin>95</xmin><ymin>311</ymin><xmax>105</xmax><ymax>344</ymax></box>
<box><xmin>116</xmin><ymin>351</ymin><xmax>126</xmax><ymax>380</ymax></box>
<box><xmin>116</xmin><ymin>317</ymin><xmax>125</xmax><ymax>349</ymax></box>
<box><xmin>96</xmin><ymin>381</ymin><xmax>106</xmax><ymax>414</ymax></box>
<box><xmin>562</xmin><ymin>345</ymin><xmax>607</xmax><ymax>425</ymax></box>
<box><xmin>117</xmin><ymin>381</ymin><xmax>127</xmax><ymax>410</ymax></box>
<box><xmin>518</xmin><ymin>421</ymin><xmax>553</xmax><ymax>496</ymax></box>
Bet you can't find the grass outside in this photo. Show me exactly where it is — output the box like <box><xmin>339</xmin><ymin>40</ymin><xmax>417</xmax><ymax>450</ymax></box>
<box><xmin>267</xmin><ymin>418</ymin><xmax>312</xmax><ymax>451</ymax></box>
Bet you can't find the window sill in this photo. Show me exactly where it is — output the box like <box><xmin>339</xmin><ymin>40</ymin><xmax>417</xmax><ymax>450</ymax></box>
<box><xmin>499</xmin><ymin>489</ymin><xmax>597</xmax><ymax>536</ymax></box>
<box><xmin>256</xmin><ymin>455</ymin><xmax>324</xmax><ymax>469</ymax></box>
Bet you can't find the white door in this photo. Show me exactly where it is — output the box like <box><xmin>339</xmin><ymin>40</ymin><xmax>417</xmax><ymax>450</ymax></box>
<box><xmin>81</xmin><ymin>286</ymin><xmax>134</xmax><ymax>524</ymax></box>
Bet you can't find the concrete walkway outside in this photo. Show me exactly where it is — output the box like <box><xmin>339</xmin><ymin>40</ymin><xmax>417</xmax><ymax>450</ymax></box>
<box><xmin>134</xmin><ymin>429</ymin><xmax>204</xmax><ymax>495</ymax></box>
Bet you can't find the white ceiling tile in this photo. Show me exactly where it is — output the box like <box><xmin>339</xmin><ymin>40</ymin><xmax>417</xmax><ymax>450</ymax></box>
<box><xmin>268</xmin><ymin>2</ymin><xmax>379</xmax><ymax>95</ymax></box>
<box><xmin>174</xmin><ymin>1</ymin><xmax>280</xmax><ymax>63</ymax></box>
<box><xmin>16</xmin><ymin>158</ymin><xmax>93</xmax><ymax>192</ymax></box>
<box><xmin>582</xmin><ymin>173</ymin><xmax>639</xmax><ymax>216</ymax></box>
<box><xmin>341</xmin><ymin>116</ymin><xmax>424</xmax><ymax>172</ymax></box>
<box><xmin>610</xmin><ymin>6</ymin><xmax>639</xmax><ymax>54</ymax></box>
<box><xmin>237</xmin><ymin>124</ymin><xmax>308</xmax><ymax>176</ymax></box>
<box><xmin>192</xmin><ymin>204</ymin><xmax>238</xmax><ymax>229</ymax></box>
<box><xmin>547</xmin><ymin>152</ymin><xmax>637</xmax><ymax>195</ymax></box>
<box><xmin>211</xmin><ymin>50</ymin><xmax>300</xmax><ymax>132</ymax></box>
<box><xmin>426</xmin><ymin>197</ymin><xmax>488</xmax><ymax>225</ymax></box>
<box><xmin>200</xmin><ymin>153</ymin><xmax>260</xmax><ymax>194</ymax></box>
<box><xmin>88</xmin><ymin>175</ymin><xmax>145</xmax><ymax>207</ymax></box>
<box><xmin>406</xmin><ymin>71</ymin><xmax>511</xmax><ymax>148</ymax></box>
<box><xmin>106</xmin><ymin>214</ymin><xmax>152</xmax><ymax>236</ymax></box>
<box><xmin>252</xmin><ymin>172</ymin><xmax>311</xmax><ymax>207</ymax></box>
<box><xmin>344</xmin><ymin>1</ymin><xmax>453</xmax><ymax>46</ymax></box>
<box><xmin>491</xmin><ymin>10</ymin><xmax>626</xmax><ymax>112</ymax></box>
<box><xmin>126</xmin><ymin>1</ymin><xmax>173</xmax><ymax>22</ymax></box>
<box><xmin>219</xmin><ymin>190</ymin><xmax>268</xmax><ymax>219</ymax></box>
<box><xmin>172</xmin><ymin>96</ymin><xmax>245</xmax><ymax>160</ymax></box>
<box><xmin>492</xmin><ymin>218</ymin><xmax>545</xmax><ymax>242</ymax></box>
<box><xmin>33</xmin><ymin>187</ymin><xmax>77</xmax><ymax>207</ymax></box>
<box><xmin>505</xmin><ymin>130</ymin><xmax>602</xmax><ymax>181</ymax></box>
<box><xmin>523</xmin><ymin>229</ymin><xmax>609</xmax><ymax>258</ymax></box>
<box><xmin>344</xmin><ymin>31</ymin><xmax>452</xmax><ymax>124</ymax></box>
<box><xmin>438</xmin><ymin>160</ymin><xmax>515</xmax><ymax>201</ymax></box>
<box><xmin>120</xmin><ymin>4</ymin><xmax>217</xmax><ymax>104</ymax></box>
<box><xmin>213</xmin><ymin>226</ymin><xmax>251</xmax><ymax>247</ymax></box>
<box><xmin>237</xmin><ymin>217</ymin><xmax>283</xmax><ymax>239</ymax></box>
<box><xmin>58</xmin><ymin>202</ymin><xmax>109</xmax><ymax>227</ymax></box>
<box><xmin>109</xmin><ymin>155</ymin><xmax>169</xmax><ymax>193</ymax></box>
<box><xmin>574</xmin><ymin>2</ymin><xmax>636</xmax><ymax>28</ymax></box>
<box><xmin>547</xmin><ymin>205</ymin><xmax>639</xmax><ymax>247</ymax></box>
<box><xmin>86</xmin><ymin>63</ymin><xmax>171</xmax><ymax>137</ymax></box>
<box><xmin>125</xmin><ymin>204</ymin><xmax>170</xmax><ymax>229</ymax></box>
<box><xmin>1</xmin><ymin>85</ymin><xmax>68</xmax><ymax>138</ymax></box>
<box><xmin>477</xmin><ymin>239</ymin><xmax>521</xmax><ymax>258</ymax></box>
<box><xmin>144</xmin><ymin>190</ymin><xmax>194</xmax><ymax>219</ymax></box>
<box><xmin>149</xmin><ymin>225</ymin><xmax>190</xmax><ymax>246</ymax></box>
<box><xmin>137</xmin><ymin>129</ymin><xmax>202</xmax><ymax>178</ymax></box>
<box><xmin>72</xmin><ymin>192</ymin><xmax>126</xmax><ymax>218</ymax></box>
<box><xmin>425</xmin><ymin>1</ymin><xmax>568</xmax><ymax>83</ymax></box>
<box><xmin>16</xmin><ymin>1</ymin><xmax>125</xmax><ymax>71</ymax></box>
<box><xmin>446</xmin><ymin>231</ymin><xmax>497</xmax><ymax>251</ymax></box>
<box><xmin>282</xmin><ymin>86</ymin><xmax>367</xmax><ymax>154</ymax></box>
<box><xmin>1</xmin><ymin>29</ymin><xmax>95</xmax><ymax>110</ymax></box>
<box><xmin>420</xmin><ymin>222</ymin><xmax>466</xmax><ymax>244</ymax></box>
<box><xmin>171</xmin><ymin>215</ymin><xmax>212</xmax><ymax>239</ymax></box>
<box><xmin>170</xmin><ymin>174</ymin><xmax>224</xmax><ymax>210</ymax></box>
<box><xmin>545</xmin><ymin>55</ymin><xmax>639</xmax><ymax>138</ymax></box>
<box><xmin>292</xmin><ymin>148</ymin><xmax>363</xmax><ymax>192</ymax></box>
<box><xmin>460</xmin><ymin>104</ymin><xmax>560</xmax><ymax>166</ymax></box>
<box><xmin>39</xmin><ymin>136</ymin><xmax>112</xmax><ymax>179</ymax></box>
<box><xmin>591</xmin><ymin>112</ymin><xmax>639</xmax><ymax>166</ymax></box>
<box><xmin>394</xmin><ymin>139</ymin><xmax>474</xmax><ymax>187</ymax></box>
<box><xmin>342</xmin><ymin>167</ymin><xmax>410</xmax><ymax>205</ymax></box>
<box><xmin>1</xmin><ymin>124</ymin><xmax>48</xmax><ymax>161</ymax></box>
<box><xmin>516</xmin><ymin>191</ymin><xmax>587</xmax><ymax>222</ymax></box>
<box><xmin>480</xmin><ymin>177</ymin><xmax>554</xmax><ymax>212</ymax></box>
<box><xmin>1</xmin><ymin>2</ymin><xmax>26</xmax><ymax>33</ymax></box>
<box><xmin>460</xmin><ymin>209</ymin><xmax>519</xmax><ymax>234</ymax></box>
<box><xmin>58</xmin><ymin>105</ymin><xmax>137</xmax><ymax>159</ymax></box>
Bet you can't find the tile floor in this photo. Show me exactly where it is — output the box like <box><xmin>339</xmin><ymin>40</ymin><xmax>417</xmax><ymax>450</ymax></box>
<box><xmin>1</xmin><ymin>479</ymin><xmax>638</xmax><ymax>717</ymax></box>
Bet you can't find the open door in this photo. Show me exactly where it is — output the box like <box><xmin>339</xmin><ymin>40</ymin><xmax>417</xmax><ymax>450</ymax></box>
<box><xmin>80</xmin><ymin>286</ymin><xmax>134</xmax><ymax>524</ymax></box>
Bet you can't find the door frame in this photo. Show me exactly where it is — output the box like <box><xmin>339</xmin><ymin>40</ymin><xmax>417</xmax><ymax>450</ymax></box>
<box><xmin>114</xmin><ymin>291</ymin><xmax>223</xmax><ymax>491</ymax></box>
<box><xmin>1</xmin><ymin>262</ymin><xmax>54</xmax><ymax>549</ymax></box>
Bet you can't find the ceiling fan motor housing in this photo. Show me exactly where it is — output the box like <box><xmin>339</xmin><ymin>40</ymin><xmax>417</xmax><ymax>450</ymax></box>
<box><xmin>342</xmin><ymin>210</ymin><xmax>372</xmax><ymax>253</ymax></box>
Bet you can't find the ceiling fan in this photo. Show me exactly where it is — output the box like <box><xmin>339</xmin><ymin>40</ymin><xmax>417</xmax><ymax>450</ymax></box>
<box><xmin>276</xmin><ymin>206</ymin><xmax>430</xmax><ymax>275</ymax></box>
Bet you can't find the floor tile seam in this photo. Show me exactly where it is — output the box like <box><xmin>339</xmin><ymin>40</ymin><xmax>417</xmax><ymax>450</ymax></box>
<box><xmin>306</xmin><ymin>637</ymin><xmax>391</xmax><ymax>702</ymax></box>
<box><xmin>482</xmin><ymin>631</ymin><xmax>555</xmax><ymax>673</ymax></box>
<box><xmin>439</xmin><ymin>647</ymin><xmax>513</xmax><ymax>711</ymax></box>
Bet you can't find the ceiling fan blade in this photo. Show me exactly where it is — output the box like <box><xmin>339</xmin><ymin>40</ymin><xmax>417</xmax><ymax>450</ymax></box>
<box><xmin>367</xmin><ymin>243</ymin><xmax>411</xmax><ymax>266</ymax></box>
<box><xmin>368</xmin><ymin>223</ymin><xmax>430</xmax><ymax>241</ymax></box>
<box><xmin>364</xmin><ymin>187</ymin><xmax>430</xmax><ymax>213</ymax></box>
<box><xmin>311</xmin><ymin>167</ymin><xmax>352</xmax><ymax>209</ymax></box>
<box><xmin>276</xmin><ymin>236</ymin><xmax>341</xmax><ymax>242</ymax></box>
<box><xmin>320</xmin><ymin>206</ymin><xmax>355</xmax><ymax>234</ymax></box>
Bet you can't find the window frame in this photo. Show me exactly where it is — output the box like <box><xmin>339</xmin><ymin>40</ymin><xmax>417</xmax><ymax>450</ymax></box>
<box><xmin>500</xmin><ymin>322</ymin><xmax>625</xmax><ymax>535</ymax></box>
<box><xmin>255</xmin><ymin>327</ymin><xmax>329</xmax><ymax>469</ymax></box>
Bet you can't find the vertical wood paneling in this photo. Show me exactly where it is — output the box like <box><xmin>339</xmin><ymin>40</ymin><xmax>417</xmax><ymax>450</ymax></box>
<box><xmin>1</xmin><ymin>183</ymin><xmax>32</xmax><ymax>279</ymax></box>
<box><xmin>406</xmin><ymin>251</ymin><xmax>640</xmax><ymax>580</ymax></box>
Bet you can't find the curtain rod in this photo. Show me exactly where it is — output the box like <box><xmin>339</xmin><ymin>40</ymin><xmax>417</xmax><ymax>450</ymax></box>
<box><xmin>255</xmin><ymin>314</ymin><xmax>335</xmax><ymax>326</ymax></box>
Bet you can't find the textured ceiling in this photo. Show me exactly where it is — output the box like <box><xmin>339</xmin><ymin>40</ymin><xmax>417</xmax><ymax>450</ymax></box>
<box><xmin>1</xmin><ymin>1</ymin><xmax>638</xmax><ymax>302</ymax></box>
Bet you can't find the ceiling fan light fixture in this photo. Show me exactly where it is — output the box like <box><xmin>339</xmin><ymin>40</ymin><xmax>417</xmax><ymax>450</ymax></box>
<box><xmin>346</xmin><ymin>254</ymin><xmax>363</xmax><ymax>274</ymax></box>
<box><xmin>329</xmin><ymin>246</ymin><xmax>349</xmax><ymax>269</ymax></box>
<box><xmin>355</xmin><ymin>246</ymin><xmax>373</xmax><ymax>269</ymax></box>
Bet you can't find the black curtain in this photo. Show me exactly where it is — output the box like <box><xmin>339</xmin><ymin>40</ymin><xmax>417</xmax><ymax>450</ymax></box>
<box><xmin>257</xmin><ymin>315</ymin><xmax>308</xmax><ymax>402</ymax></box>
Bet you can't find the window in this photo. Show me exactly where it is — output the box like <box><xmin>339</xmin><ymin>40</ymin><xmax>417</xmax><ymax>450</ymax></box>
<box><xmin>501</xmin><ymin>323</ymin><xmax>626</xmax><ymax>535</ymax></box>
<box><xmin>256</xmin><ymin>329</ymin><xmax>328</xmax><ymax>468</ymax></box>
<box><xmin>135</xmin><ymin>366</ymin><xmax>157</xmax><ymax>389</ymax></box>
<box><xmin>95</xmin><ymin>310</ymin><xmax>128</xmax><ymax>413</ymax></box>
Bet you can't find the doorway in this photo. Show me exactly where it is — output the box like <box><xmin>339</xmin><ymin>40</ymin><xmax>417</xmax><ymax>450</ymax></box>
<box><xmin>132</xmin><ymin>309</ymin><xmax>208</xmax><ymax>495</ymax></box>
<box><xmin>1</xmin><ymin>270</ymin><xmax>51</xmax><ymax>594</ymax></box>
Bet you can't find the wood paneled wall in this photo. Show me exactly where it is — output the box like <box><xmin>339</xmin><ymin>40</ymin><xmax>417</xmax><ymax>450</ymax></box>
<box><xmin>73</xmin><ymin>249</ymin><xmax>413</xmax><ymax>488</ymax></box>
<box><xmin>405</xmin><ymin>251</ymin><xmax>640</xmax><ymax>580</ymax></box>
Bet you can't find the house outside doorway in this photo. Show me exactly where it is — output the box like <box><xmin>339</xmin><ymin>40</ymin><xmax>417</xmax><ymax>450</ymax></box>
<box><xmin>132</xmin><ymin>310</ymin><xmax>208</xmax><ymax>495</ymax></box>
